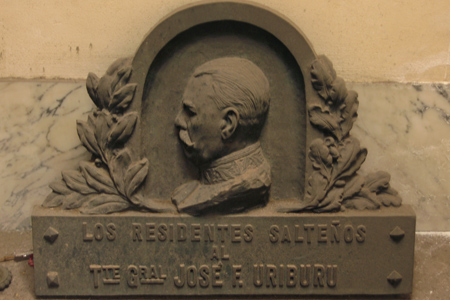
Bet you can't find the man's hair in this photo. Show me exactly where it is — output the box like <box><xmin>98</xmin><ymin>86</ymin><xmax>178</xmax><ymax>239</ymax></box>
<box><xmin>193</xmin><ymin>57</ymin><xmax>270</xmax><ymax>137</ymax></box>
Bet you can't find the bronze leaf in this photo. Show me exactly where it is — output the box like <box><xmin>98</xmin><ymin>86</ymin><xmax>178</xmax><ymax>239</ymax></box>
<box><xmin>110</xmin><ymin>83</ymin><xmax>137</xmax><ymax>111</ymax></box>
<box><xmin>340</xmin><ymin>90</ymin><xmax>359</xmax><ymax>138</ymax></box>
<box><xmin>79</xmin><ymin>161</ymin><xmax>117</xmax><ymax>195</ymax></box>
<box><xmin>80</xmin><ymin>194</ymin><xmax>130</xmax><ymax>215</ymax></box>
<box><xmin>86</xmin><ymin>72</ymin><xmax>101</xmax><ymax>108</ymax></box>
<box><xmin>76</xmin><ymin>120</ymin><xmax>100</xmax><ymax>156</ymax></box>
<box><xmin>109</xmin><ymin>149</ymin><xmax>132</xmax><ymax>196</ymax></box>
<box><xmin>310</xmin><ymin>55</ymin><xmax>336</xmax><ymax>100</ymax></box>
<box><xmin>42</xmin><ymin>192</ymin><xmax>64</xmax><ymax>208</ymax></box>
<box><xmin>49</xmin><ymin>180</ymin><xmax>73</xmax><ymax>195</ymax></box>
<box><xmin>314</xmin><ymin>187</ymin><xmax>344</xmax><ymax>212</ymax></box>
<box><xmin>107</xmin><ymin>112</ymin><xmax>138</xmax><ymax>146</ymax></box>
<box><xmin>61</xmin><ymin>193</ymin><xmax>87</xmax><ymax>210</ymax></box>
<box><xmin>309</xmin><ymin>106</ymin><xmax>342</xmax><ymax>140</ymax></box>
<box><xmin>124</xmin><ymin>158</ymin><xmax>149</xmax><ymax>202</ymax></box>
<box><xmin>333</xmin><ymin>137</ymin><xmax>367</xmax><ymax>180</ymax></box>
<box><xmin>62</xmin><ymin>170</ymin><xmax>96</xmax><ymax>195</ymax></box>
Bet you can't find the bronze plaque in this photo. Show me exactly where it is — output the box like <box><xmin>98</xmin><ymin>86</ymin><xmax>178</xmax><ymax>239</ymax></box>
<box><xmin>33</xmin><ymin>205</ymin><xmax>415</xmax><ymax>296</ymax></box>
<box><xmin>33</xmin><ymin>1</ymin><xmax>416</xmax><ymax>297</ymax></box>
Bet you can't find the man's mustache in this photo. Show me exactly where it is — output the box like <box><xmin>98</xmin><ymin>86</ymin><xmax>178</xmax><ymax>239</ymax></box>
<box><xmin>178</xmin><ymin>129</ymin><xmax>194</xmax><ymax>148</ymax></box>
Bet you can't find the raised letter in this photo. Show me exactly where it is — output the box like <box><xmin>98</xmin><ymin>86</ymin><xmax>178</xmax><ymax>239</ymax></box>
<box><xmin>103</xmin><ymin>265</ymin><xmax>120</xmax><ymax>284</ymax></box>
<box><xmin>232</xmin><ymin>265</ymin><xmax>243</xmax><ymax>287</ymax></box>
<box><xmin>313</xmin><ymin>264</ymin><xmax>325</xmax><ymax>287</ymax></box>
<box><xmin>168</xmin><ymin>223</ymin><xmax>174</xmax><ymax>241</ymax></box>
<box><xmin>356</xmin><ymin>225</ymin><xmax>366</xmax><ymax>243</ymax></box>
<box><xmin>106</xmin><ymin>223</ymin><xmax>116</xmax><ymax>241</ymax></box>
<box><xmin>244</xmin><ymin>225</ymin><xmax>253</xmax><ymax>242</ymax></box>
<box><xmin>211</xmin><ymin>245</ymin><xmax>220</xmax><ymax>260</ymax></box>
<box><xmin>191</xmin><ymin>224</ymin><xmax>201</xmax><ymax>242</ymax></box>
<box><xmin>127</xmin><ymin>265</ymin><xmax>139</xmax><ymax>287</ymax></box>
<box><xmin>217</xmin><ymin>224</ymin><xmax>228</xmax><ymax>243</ymax></box>
<box><xmin>204</xmin><ymin>224</ymin><xmax>215</xmax><ymax>242</ymax></box>
<box><xmin>344</xmin><ymin>225</ymin><xmax>354</xmax><ymax>243</ymax></box>
<box><xmin>279</xmin><ymin>264</ymin><xmax>285</xmax><ymax>287</ymax></box>
<box><xmin>317</xmin><ymin>224</ymin><xmax>327</xmax><ymax>243</ymax></box>
<box><xmin>158</xmin><ymin>265</ymin><xmax>167</xmax><ymax>280</ymax></box>
<box><xmin>132</xmin><ymin>223</ymin><xmax>142</xmax><ymax>241</ymax></box>
<box><xmin>330</xmin><ymin>221</ymin><xmax>341</xmax><ymax>243</ymax></box>
<box><xmin>281</xmin><ymin>226</ymin><xmax>292</xmax><ymax>243</ymax></box>
<box><xmin>158</xmin><ymin>223</ymin><xmax>167</xmax><ymax>241</ymax></box>
<box><xmin>186</xmin><ymin>265</ymin><xmax>197</xmax><ymax>288</ymax></box>
<box><xmin>94</xmin><ymin>223</ymin><xmax>104</xmax><ymax>241</ymax></box>
<box><xmin>199</xmin><ymin>265</ymin><xmax>210</xmax><ymax>288</ymax></box>
<box><xmin>149</xmin><ymin>265</ymin><xmax>158</xmax><ymax>279</ymax></box>
<box><xmin>177</xmin><ymin>223</ymin><xmax>187</xmax><ymax>241</ymax></box>
<box><xmin>327</xmin><ymin>265</ymin><xmax>338</xmax><ymax>287</ymax></box>
<box><xmin>139</xmin><ymin>265</ymin><xmax>149</xmax><ymax>281</ymax></box>
<box><xmin>300</xmin><ymin>264</ymin><xmax>311</xmax><ymax>287</ymax></box>
<box><xmin>220</xmin><ymin>245</ymin><xmax>230</xmax><ymax>260</ymax></box>
<box><xmin>303</xmin><ymin>224</ymin><xmax>314</xmax><ymax>244</ymax></box>
<box><xmin>212</xmin><ymin>265</ymin><xmax>223</xmax><ymax>287</ymax></box>
<box><xmin>304</xmin><ymin>224</ymin><xmax>315</xmax><ymax>244</ymax></box>
<box><xmin>83</xmin><ymin>222</ymin><xmax>94</xmax><ymax>241</ymax></box>
<box><xmin>266</xmin><ymin>264</ymin><xmax>277</xmax><ymax>287</ymax></box>
<box><xmin>286</xmin><ymin>265</ymin><xmax>297</xmax><ymax>287</ymax></box>
<box><xmin>174</xmin><ymin>264</ymin><xmax>185</xmax><ymax>288</ymax></box>
<box><xmin>145</xmin><ymin>223</ymin><xmax>155</xmax><ymax>241</ymax></box>
<box><xmin>294</xmin><ymin>225</ymin><xmax>304</xmax><ymax>243</ymax></box>
<box><xmin>231</xmin><ymin>224</ymin><xmax>241</xmax><ymax>243</ymax></box>
<box><xmin>253</xmin><ymin>264</ymin><xmax>264</xmax><ymax>287</ymax></box>
<box><xmin>269</xmin><ymin>225</ymin><xmax>279</xmax><ymax>243</ymax></box>
<box><xmin>90</xmin><ymin>265</ymin><xmax>101</xmax><ymax>288</ymax></box>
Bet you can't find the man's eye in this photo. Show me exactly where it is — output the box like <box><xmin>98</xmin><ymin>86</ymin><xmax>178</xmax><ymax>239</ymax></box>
<box><xmin>183</xmin><ymin>104</ymin><xmax>196</xmax><ymax>116</ymax></box>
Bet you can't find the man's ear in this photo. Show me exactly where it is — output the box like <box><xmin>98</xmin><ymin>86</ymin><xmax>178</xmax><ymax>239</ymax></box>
<box><xmin>221</xmin><ymin>107</ymin><xmax>239</xmax><ymax>140</ymax></box>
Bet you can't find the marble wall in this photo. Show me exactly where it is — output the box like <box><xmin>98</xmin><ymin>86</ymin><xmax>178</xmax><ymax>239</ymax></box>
<box><xmin>0</xmin><ymin>81</ymin><xmax>449</xmax><ymax>231</ymax></box>
<box><xmin>349</xmin><ymin>83</ymin><xmax>450</xmax><ymax>231</ymax></box>
<box><xmin>0</xmin><ymin>82</ymin><xmax>91</xmax><ymax>230</ymax></box>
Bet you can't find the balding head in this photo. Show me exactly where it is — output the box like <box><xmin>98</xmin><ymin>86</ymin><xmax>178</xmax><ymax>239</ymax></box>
<box><xmin>192</xmin><ymin>57</ymin><xmax>270</xmax><ymax>138</ymax></box>
<box><xmin>175</xmin><ymin>57</ymin><xmax>270</xmax><ymax>165</ymax></box>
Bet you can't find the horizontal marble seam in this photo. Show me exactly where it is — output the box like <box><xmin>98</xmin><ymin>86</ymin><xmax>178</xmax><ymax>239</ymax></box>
<box><xmin>0</xmin><ymin>81</ymin><xmax>449</xmax><ymax>232</ymax></box>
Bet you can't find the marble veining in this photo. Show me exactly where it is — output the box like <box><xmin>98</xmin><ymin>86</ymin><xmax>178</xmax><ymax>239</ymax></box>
<box><xmin>0</xmin><ymin>82</ymin><xmax>92</xmax><ymax>230</ymax></box>
<box><xmin>0</xmin><ymin>81</ymin><xmax>449</xmax><ymax>231</ymax></box>
<box><xmin>349</xmin><ymin>83</ymin><xmax>450</xmax><ymax>231</ymax></box>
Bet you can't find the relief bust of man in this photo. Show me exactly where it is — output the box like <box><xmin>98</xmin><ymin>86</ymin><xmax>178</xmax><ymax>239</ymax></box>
<box><xmin>172</xmin><ymin>57</ymin><xmax>271</xmax><ymax>215</ymax></box>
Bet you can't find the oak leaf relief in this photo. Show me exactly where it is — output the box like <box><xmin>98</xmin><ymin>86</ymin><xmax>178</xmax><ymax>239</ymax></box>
<box><xmin>281</xmin><ymin>55</ymin><xmax>402</xmax><ymax>213</ymax></box>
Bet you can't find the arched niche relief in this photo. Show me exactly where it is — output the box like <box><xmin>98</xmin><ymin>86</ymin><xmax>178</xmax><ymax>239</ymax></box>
<box><xmin>43</xmin><ymin>1</ymin><xmax>402</xmax><ymax>214</ymax></box>
<box><xmin>36</xmin><ymin>3</ymin><xmax>412</xmax><ymax>297</ymax></box>
<box><xmin>130</xmin><ymin>2</ymin><xmax>321</xmax><ymax>202</ymax></box>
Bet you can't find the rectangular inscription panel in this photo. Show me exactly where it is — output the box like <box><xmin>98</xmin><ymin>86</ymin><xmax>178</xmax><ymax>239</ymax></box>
<box><xmin>32</xmin><ymin>205</ymin><xmax>415</xmax><ymax>296</ymax></box>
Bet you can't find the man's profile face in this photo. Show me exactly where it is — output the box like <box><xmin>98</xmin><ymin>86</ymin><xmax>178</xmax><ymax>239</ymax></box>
<box><xmin>175</xmin><ymin>76</ymin><xmax>225</xmax><ymax>166</ymax></box>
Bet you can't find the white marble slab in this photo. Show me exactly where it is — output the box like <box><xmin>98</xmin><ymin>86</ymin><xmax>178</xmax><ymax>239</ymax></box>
<box><xmin>349</xmin><ymin>83</ymin><xmax>450</xmax><ymax>231</ymax></box>
<box><xmin>0</xmin><ymin>81</ymin><xmax>448</xmax><ymax>231</ymax></box>
<box><xmin>0</xmin><ymin>82</ymin><xmax>92</xmax><ymax>230</ymax></box>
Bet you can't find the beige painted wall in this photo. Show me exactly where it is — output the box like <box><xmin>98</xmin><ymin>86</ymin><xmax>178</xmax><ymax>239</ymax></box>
<box><xmin>0</xmin><ymin>0</ymin><xmax>449</xmax><ymax>82</ymax></box>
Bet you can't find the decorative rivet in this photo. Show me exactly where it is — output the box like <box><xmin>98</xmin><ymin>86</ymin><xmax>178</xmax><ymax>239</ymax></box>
<box><xmin>47</xmin><ymin>271</ymin><xmax>59</xmax><ymax>288</ymax></box>
<box><xmin>44</xmin><ymin>227</ymin><xmax>59</xmax><ymax>244</ymax></box>
<box><xmin>389</xmin><ymin>226</ymin><xmax>405</xmax><ymax>241</ymax></box>
<box><xmin>387</xmin><ymin>270</ymin><xmax>402</xmax><ymax>286</ymax></box>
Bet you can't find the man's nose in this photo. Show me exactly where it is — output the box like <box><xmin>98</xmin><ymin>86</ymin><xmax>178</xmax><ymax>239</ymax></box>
<box><xmin>174</xmin><ymin>111</ymin><xmax>187</xmax><ymax>129</ymax></box>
